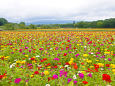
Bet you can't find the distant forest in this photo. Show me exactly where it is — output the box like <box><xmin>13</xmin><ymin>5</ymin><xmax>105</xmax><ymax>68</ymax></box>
<box><xmin>0</xmin><ymin>18</ymin><xmax>115</xmax><ymax>30</ymax></box>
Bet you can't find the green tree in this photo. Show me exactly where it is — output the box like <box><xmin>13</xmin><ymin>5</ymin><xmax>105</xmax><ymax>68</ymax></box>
<box><xmin>0</xmin><ymin>18</ymin><xmax>8</xmax><ymax>26</ymax></box>
<box><xmin>29</xmin><ymin>24</ymin><xmax>37</xmax><ymax>29</ymax></box>
<box><xmin>97</xmin><ymin>21</ymin><xmax>103</xmax><ymax>28</ymax></box>
<box><xmin>19</xmin><ymin>22</ymin><xmax>26</xmax><ymax>29</ymax></box>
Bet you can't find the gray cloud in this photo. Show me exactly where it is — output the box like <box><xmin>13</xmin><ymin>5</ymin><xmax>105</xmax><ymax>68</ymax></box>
<box><xmin>0</xmin><ymin>0</ymin><xmax>115</xmax><ymax>23</ymax></box>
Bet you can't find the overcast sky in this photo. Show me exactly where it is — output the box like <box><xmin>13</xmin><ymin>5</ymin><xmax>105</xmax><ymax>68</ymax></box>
<box><xmin>0</xmin><ymin>0</ymin><xmax>115</xmax><ymax>23</ymax></box>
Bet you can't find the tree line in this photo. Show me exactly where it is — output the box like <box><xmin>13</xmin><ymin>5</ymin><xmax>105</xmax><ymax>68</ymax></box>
<box><xmin>0</xmin><ymin>18</ymin><xmax>37</xmax><ymax>30</ymax></box>
<box><xmin>0</xmin><ymin>18</ymin><xmax>115</xmax><ymax>30</ymax></box>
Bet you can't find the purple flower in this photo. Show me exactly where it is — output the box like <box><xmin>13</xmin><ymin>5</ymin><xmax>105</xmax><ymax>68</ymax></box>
<box><xmin>75</xmin><ymin>54</ymin><xmax>79</xmax><ymax>58</ymax></box>
<box><xmin>29</xmin><ymin>50</ymin><xmax>31</xmax><ymax>52</ymax></box>
<box><xmin>54</xmin><ymin>58</ymin><xmax>59</xmax><ymax>61</ymax></box>
<box><xmin>88</xmin><ymin>52</ymin><xmax>91</xmax><ymax>54</ymax></box>
<box><xmin>25</xmin><ymin>79</ymin><xmax>29</xmax><ymax>82</ymax></box>
<box><xmin>108</xmin><ymin>58</ymin><xmax>111</xmax><ymax>61</ymax></box>
<box><xmin>59</xmin><ymin>69</ymin><xmax>67</xmax><ymax>77</ymax></box>
<box><xmin>39</xmin><ymin>48</ymin><xmax>42</xmax><ymax>50</ymax></box>
<box><xmin>100</xmin><ymin>44</ymin><xmax>104</xmax><ymax>46</ymax></box>
<box><xmin>25</xmin><ymin>47</ymin><xmax>28</xmax><ymax>49</ymax></box>
<box><xmin>96</xmin><ymin>55</ymin><xmax>99</xmax><ymax>58</ymax></box>
<box><xmin>20</xmin><ymin>66</ymin><xmax>23</xmax><ymax>68</ymax></box>
<box><xmin>28</xmin><ymin>64</ymin><xmax>32</xmax><ymax>66</ymax></box>
<box><xmin>19</xmin><ymin>49</ymin><xmax>23</xmax><ymax>52</ymax></box>
<box><xmin>79</xmin><ymin>73</ymin><xmax>84</xmax><ymax>79</ymax></box>
<box><xmin>55</xmin><ymin>47</ymin><xmax>58</xmax><ymax>50</ymax></box>
<box><xmin>87</xmin><ymin>73</ymin><xmax>92</xmax><ymax>78</ymax></box>
<box><xmin>100</xmin><ymin>55</ymin><xmax>105</xmax><ymax>58</ymax></box>
<box><xmin>23</xmin><ymin>52</ymin><xmax>25</xmax><ymax>55</ymax></box>
<box><xmin>57</xmin><ymin>54</ymin><xmax>60</xmax><ymax>56</ymax></box>
<box><xmin>14</xmin><ymin>78</ymin><xmax>21</xmax><ymax>84</ymax></box>
<box><xmin>53</xmin><ymin>75</ymin><xmax>58</xmax><ymax>79</ymax></box>
<box><xmin>73</xmin><ymin>80</ymin><xmax>77</xmax><ymax>84</ymax></box>
<box><xmin>67</xmin><ymin>78</ymin><xmax>72</xmax><ymax>83</ymax></box>
<box><xmin>96</xmin><ymin>52</ymin><xmax>101</xmax><ymax>54</ymax></box>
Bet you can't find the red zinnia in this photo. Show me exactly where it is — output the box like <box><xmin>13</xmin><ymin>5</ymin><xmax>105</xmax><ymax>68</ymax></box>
<box><xmin>106</xmin><ymin>64</ymin><xmax>110</xmax><ymax>67</ymax></box>
<box><xmin>102</xmin><ymin>74</ymin><xmax>111</xmax><ymax>83</ymax></box>
<box><xmin>74</xmin><ymin>64</ymin><xmax>78</xmax><ymax>70</ymax></box>
<box><xmin>30</xmin><ymin>58</ymin><xmax>35</xmax><ymax>60</ymax></box>
<box><xmin>46</xmin><ymin>63</ymin><xmax>51</xmax><ymax>66</ymax></box>
<box><xmin>43</xmin><ymin>58</ymin><xmax>47</xmax><ymax>61</ymax></box>
<box><xmin>34</xmin><ymin>71</ymin><xmax>39</xmax><ymax>74</ymax></box>
<box><xmin>94</xmin><ymin>64</ymin><xmax>99</xmax><ymax>69</ymax></box>
<box><xmin>82</xmin><ymin>81</ymin><xmax>88</xmax><ymax>84</ymax></box>
<box><xmin>64</xmin><ymin>53</ymin><xmax>67</xmax><ymax>56</ymax></box>
<box><xmin>0</xmin><ymin>75</ymin><xmax>4</xmax><ymax>80</ymax></box>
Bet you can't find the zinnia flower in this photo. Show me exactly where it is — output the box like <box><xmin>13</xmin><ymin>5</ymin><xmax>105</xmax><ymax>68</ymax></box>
<box><xmin>59</xmin><ymin>69</ymin><xmax>67</xmax><ymax>77</ymax></box>
<box><xmin>73</xmin><ymin>80</ymin><xmax>77</xmax><ymax>84</ymax></box>
<box><xmin>75</xmin><ymin>54</ymin><xmax>79</xmax><ymax>57</ymax></box>
<box><xmin>108</xmin><ymin>58</ymin><xmax>111</xmax><ymax>61</ymax></box>
<box><xmin>67</xmin><ymin>78</ymin><xmax>72</xmax><ymax>83</ymax></box>
<box><xmin>87</xmin><ymin>73</ymin><xmax>92</xmax><ymax>78</ymax></box>
<box><xmin>53</xmin><ymin>74</ymin><xmax>58</xmax><ymax>79</ymax></box>
<box><xmin>82</xmin><ymin>81</ymin><xmax>88</xmax><ymax>84</ymax></box>
<box><xmin>14</xmin><ymin>78</ymin><xmax>21</xmax><ymax>84</ymax></box>
<box><xmin>54</xmin><ymin>58</ymin><xmax>59</xmax><ymax>61</ymax></box>
<box><xmin>79</xmin><ymin>73</ymin><xmax>84</xmax><ymax>79</ymax></box>
<box><xmin>44</xmin><ymin>71</ymin><xmax>49</xmax><ymax>75</ymax></box>
<box><xmin>102</xmin><ymin>74</ymin><xmax>111</xmax><ymax>82</ymax></box>
<box><xmin>34</xmin><ymin>71</ymin><xmax>39</xmax><ymax>74</ymax></box>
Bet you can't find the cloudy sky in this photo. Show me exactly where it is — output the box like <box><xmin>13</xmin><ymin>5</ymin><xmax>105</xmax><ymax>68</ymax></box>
<box><xmin>0</xmin><ymin>0</ymin><xmax>115</xmax><ymax>23</ymax></box>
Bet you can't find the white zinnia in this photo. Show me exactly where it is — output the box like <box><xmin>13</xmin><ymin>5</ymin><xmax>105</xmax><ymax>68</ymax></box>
<box><xmin>46</xmin><ymin>84</ymin><xmax>50</xmax><ymax>86</ymax></box>
<box><xmin>73</xmin><ymin>75</ymin><xmax>77</xmax><ymax>79</ymax></box>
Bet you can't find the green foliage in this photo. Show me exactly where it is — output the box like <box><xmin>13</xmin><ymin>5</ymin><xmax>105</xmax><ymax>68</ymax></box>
<box><xmin>4</xmin><ymin>23</ymin><xmax>15</xmax><ymax>30</ymax></box>
<box><xmin>18</xmin><ymin>22</ymin><xmax>26</xmax><ymax>29</ymax></box>
<box><xmin>29</xmin><ymin>24</ymin><xmax>37</xmax><ymax>29</ymax></box>
<box><xmin>1</xmin><ymin>18</ymin><xmax>115</xmax><ymax>30</ymax></box>
<box><xmin>0</xmin><ymin>18</ymin><xmax>8</xmax><ymax>26</ymax></box>
<box><xmin>75</xmin><ymin>18</ymin><xmax>115</xmax><ymax>28</ymax></box>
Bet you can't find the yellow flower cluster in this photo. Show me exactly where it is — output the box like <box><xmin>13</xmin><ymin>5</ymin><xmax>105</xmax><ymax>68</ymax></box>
<box><xmin>16</xmin><ymin>60</ymin><xmax>26</xmax><ymax>64</ymax></box>
<box><xmin>85</xmin><ymin>59</ymin><xmax>92</xmax><ymax>63</ymax></box>
<box><xmin>25</xmin><ymin>55</ymin><xmax>28</xmax><ymax>57</ymax></box>
<box><xmin>44</xmin><ymin>71</ymin><xmax>49</xmax><ymax>75</ymax></box>
<box><xmin>104</xmin><ymin>52</ymin><xmax>110</xmax><ymax>54</ymax></box>
<box><xmin>69</xmin><ymin>58</ymin><xmax>74</xmax><ymax>65</ymax></box>
<box><xmin>97</xmin><ymin>63</ymin><xmax>104</xmax><ymax>67</ymax></box>
<box><xmin>112</xmin><ymin>69</ymin><xmax>115</xmax><ymax>74</ymax></box>
<box><xmin>83</xmin><ymin>54</ymin><xmax>88</xmax><ymax>57</ymax></box>
<box><xmin>111</xmin><ymin>64</ymin><xmax>115</xmax><ymax>68</ymax></box>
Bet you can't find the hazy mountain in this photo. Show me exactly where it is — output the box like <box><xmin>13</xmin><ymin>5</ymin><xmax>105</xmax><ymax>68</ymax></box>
<box><xmin>26</xmin><ymin>20</ymin><xmax>77</xmax><ymax>25</ymax></box>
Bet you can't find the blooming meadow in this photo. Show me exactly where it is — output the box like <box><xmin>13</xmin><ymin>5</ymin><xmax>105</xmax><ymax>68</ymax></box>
<box><xmin>0</xmin><ymin>31</ymin><xmax>115</xmax><ymax>86</ymax></box>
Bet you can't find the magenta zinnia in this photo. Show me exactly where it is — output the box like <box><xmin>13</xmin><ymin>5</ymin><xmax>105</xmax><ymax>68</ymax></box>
<box><xmin>14</xmin><ymin>78</ymin><xmax>21</xmax><ymax>84</ymax></box>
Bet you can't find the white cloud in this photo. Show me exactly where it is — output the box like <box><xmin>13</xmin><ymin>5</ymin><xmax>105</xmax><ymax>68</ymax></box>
<box><xmin>0</xmin><ymin>0</ymin><xmax>115</xmax><ymax>23</ymax></box>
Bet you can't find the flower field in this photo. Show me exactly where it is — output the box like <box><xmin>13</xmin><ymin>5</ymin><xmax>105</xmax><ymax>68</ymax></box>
<box><xmin>0</xmin><ymin>31</ymin><xmax>115</xmax><ymax>86</ymax></box>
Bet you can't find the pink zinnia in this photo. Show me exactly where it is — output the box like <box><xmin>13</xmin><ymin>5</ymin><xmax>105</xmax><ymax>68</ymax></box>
<box><xmin>29</xmin><ymin>50</ymin><xmax>31</xmax><ymax>52</ymax></box>
<box><xmin>75</xmin><ymin>54</ymin><xmax>79</xmax><ymax>58</ymax></box>
<box><xmin>54</xmin><ymin>58</ymin><xmax>59</xmax><ymax>61</ymax></box>
<box><xmin>108</xmin><ymin>58</ymin><xmax>111</xmax><ymax>61</ymax></box>
<box><xmin>19</xmin><ymin>49</ymin><xmax>23</xmax><ymax>52</ymax></box>
<box><xmin>73</xmin><ymin>80</ymin><xmax>77</xmax><ymax>84</ymax></box>
<box><xmin>59</xmin><ymin>69</ymin><xmax>67</xmax><ymax>77</ymax></box>
<box><xmin>53</xmin><ymin>74</ymin><xmax>58</xmax><ymax>79</ymax></box>
<box><xmin>79</xmin><ymin>73</ymin><xmax>84</xmax><ymax>79</ymax></box>
<box><xmin>88</xmin><ymin>73</ymin><xmax>92</xmax><ymax>78</ymax></box>
<box><xmin>14</xmin><ymin>78</ymin><xmax>21</xmax><ymax>84</ymax></box>
<box><xmin>67</xmin><ymin>78</ymin><xmax>72</xmax><ymax>83</ymax></box>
